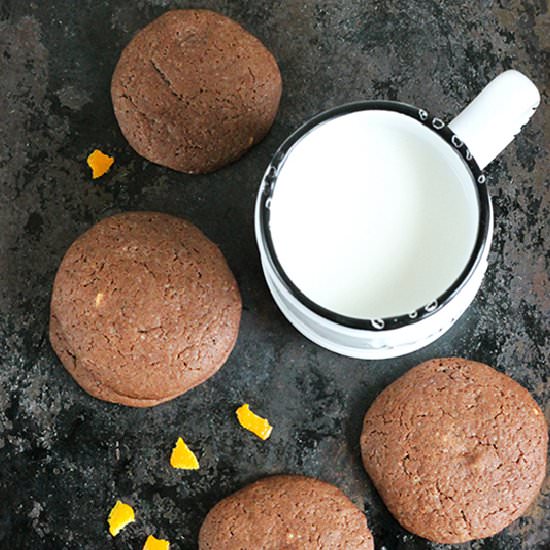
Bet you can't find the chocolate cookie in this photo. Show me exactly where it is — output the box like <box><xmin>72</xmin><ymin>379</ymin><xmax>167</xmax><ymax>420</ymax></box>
<box><xmin>111</xmin><ymin>9</ymin><xmax>282</xmax><ymax>174</ymax></box>
<box><xmin>199</xmin><ymin>475</ymin><xmax>374</xmax><ymax>549</ymax></box>
<box><xmin>49</xmin><ymin>212</ymin><xmax>241</xmax><ymax>407</ymax></box>
<box><xmin>360</xmin><ymin>358</ymin><xmax>547</xmax><ymax>544</ymax></box>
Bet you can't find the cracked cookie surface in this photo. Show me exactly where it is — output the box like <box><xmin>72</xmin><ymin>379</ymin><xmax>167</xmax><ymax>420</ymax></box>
<box><xmin>111</xmin><ymin>9</ymin><xmax>282</xmax><ymax>174</ymax></box>
<box><xmin>360</xmin><ymin>358</ymin><xmax>547</xmax><ymax>544</ymax></box>
<box><xmin>49</xmin><ymin>211</ymin><xmax>241</xmax><ymax>407</ymax></box>
<box><xmin>199</xmin><ymin>475</ymin><xmax>374</xmax><ymax>549</ymax></box>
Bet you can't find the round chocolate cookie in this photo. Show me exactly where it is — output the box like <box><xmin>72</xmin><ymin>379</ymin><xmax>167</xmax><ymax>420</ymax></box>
<box><xmin>360</xmin><ymin>358</ymin><xmax>547</xmax><ymax>544</ymax></box>
<box><xmin>49</xmin><ymin>212</ymin><xmax>241</xmax><ymax>407</ymax></box>
<box><xmin>199</xmin><ymin>475</ymin><xmax>374</xmax><ymax>549</ymax></box>
<box><xmin>111</xmin><ymin>9</ymin><xmax>282</xmax><ymax>174</ymax></box>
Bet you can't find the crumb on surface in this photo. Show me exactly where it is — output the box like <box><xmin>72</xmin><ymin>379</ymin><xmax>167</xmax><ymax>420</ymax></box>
<box><xmin>143</xmin><ymin>534</ymin><xmax>170</xmax><ymax>550</ymax></box>
<box><xmin>170</xmin><ymin>437</ymin><xmax>199</xmax><ymax>470</ymax></box>
<box><xmin>87</xmin><ymin>149</ymin><xmax>114</xmax><ymax>179</ymax></box>
<box><xmin>236</xmin><ymin>403</ymin><xmax>273</xmax><ymax>440</ymax></box>
<box><xmin>107</xmin><ymin>500</ymin><xmax>135</xmax><ymax>536</ymax></box>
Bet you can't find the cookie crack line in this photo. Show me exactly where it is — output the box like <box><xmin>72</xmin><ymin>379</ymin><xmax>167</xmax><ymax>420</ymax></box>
<box><xmin>116</xmin><ymin>89</ymin><xmax>157</xmax><ymax>148</ymax></box>
<box><xmin>459</xmin><ymin>508</ymin><xmax>473</xmax><ymax>536</ymax></box>
<box><xmin>51</xmin><ymin>317</ymin><xmax>237</xmax><ymax>405</ymax></box>
<box><xmin>51</xmin><ymin>315</ymin><xmax>163</xmax><ymax>404</ymax></box>
<box><xmin>117</xmin><ymin>81</ymin><xmax>194</xmax><ymax>153</ymax></box>
<box><xmin>58</xmin><ymin>305</ymin><xmax>227</xmax><ymax>404</ymax></box>
<box><xmin>150</xmin><ymin>57</ymin><xmax>186</xmax><ymax>103</ymax></box>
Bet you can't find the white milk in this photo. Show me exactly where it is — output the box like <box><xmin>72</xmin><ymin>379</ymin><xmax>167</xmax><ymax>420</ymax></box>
<box><xmin>269</xmin><ymin>110</ymin><xmax>480</xmax><ymax>319</ymax></box>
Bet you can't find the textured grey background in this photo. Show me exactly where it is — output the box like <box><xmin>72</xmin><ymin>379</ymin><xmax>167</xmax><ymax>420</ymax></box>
<box><xmin>0</xmin><ymin>0</ymin><xmax>548</xmax><ymax>548</ymax></box>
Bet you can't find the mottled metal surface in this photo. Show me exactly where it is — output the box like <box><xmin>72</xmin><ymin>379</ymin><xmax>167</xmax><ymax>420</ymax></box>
<box><xmin>0</xmin><ymin>0</ymin><xmax>548</xmax><ymax>548</ymax></box>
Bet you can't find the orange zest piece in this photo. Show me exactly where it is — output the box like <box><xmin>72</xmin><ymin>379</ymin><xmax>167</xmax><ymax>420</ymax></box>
<box><xmin>143</xmin><ymin>534</ymin><xmax>170</xmax><ymax>550</ymax></box>
<box><xmin>107</xmin><ymin>500</ymin><xmax>135</xmax><ymax>536</ymax></box>
<box><xmin>236</xmin><ymin>403</ymin><xmax>273</xmax><ymax>440</ymax></box>
<box><xmin>87</xmin><ymin>148</ymin><xmax>114</xmax><ymax>179</ymax></box>
<box><xmin>170</xmin><ymin>437</ymin><xmax>199</xmax><ymax>470</ymax></box>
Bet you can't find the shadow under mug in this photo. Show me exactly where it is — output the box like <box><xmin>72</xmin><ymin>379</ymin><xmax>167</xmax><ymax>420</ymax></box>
<box><xmin>254</xmin><ymin>71</ymin><xmax>539</xmax><ymax>359</ymax></box>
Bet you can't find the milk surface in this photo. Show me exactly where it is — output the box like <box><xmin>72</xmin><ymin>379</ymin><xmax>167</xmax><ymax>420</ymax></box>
<box><xmin>269</xmin><ymin>110</ymin><xmax>479</xmax><ymax>319</ymax></box>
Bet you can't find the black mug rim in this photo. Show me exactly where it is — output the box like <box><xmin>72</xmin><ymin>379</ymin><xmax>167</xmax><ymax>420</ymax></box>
<box><xmin>258</xmin><ymin>100</ymin><xmax>491</xmax><ymax>331</ymax></box>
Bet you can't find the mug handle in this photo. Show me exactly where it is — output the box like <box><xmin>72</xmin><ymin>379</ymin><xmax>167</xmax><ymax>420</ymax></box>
<box><xmin>449</xmin><ymin>70</ymin><xmax>540</xmax><ymax>170</ymax></box>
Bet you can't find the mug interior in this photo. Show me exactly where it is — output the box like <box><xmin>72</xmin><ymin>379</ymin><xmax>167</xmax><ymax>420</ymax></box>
<box><xmin>258</xmin><ymin>101</ymin><xmax>491</xmax><ymax>331</ymax></box>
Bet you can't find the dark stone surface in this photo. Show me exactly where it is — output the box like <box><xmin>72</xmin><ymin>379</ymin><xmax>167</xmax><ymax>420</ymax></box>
<box><xmin>0</xmin><ymin>0</ymin><xmax>547</xmax><ymax>548</ymax></box>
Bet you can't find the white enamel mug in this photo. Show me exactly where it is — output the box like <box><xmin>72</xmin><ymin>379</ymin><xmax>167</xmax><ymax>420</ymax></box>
<box><xmin>255</xmin><ymin>70</ymin><xmax>540</xmax><ymax>359</ymax></box>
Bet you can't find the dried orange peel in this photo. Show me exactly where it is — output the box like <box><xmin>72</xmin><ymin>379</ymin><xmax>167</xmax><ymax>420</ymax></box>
<box><xmin>87</xmin><ymin>148</ymin><xmax>114</xmax><ymax>179</ymax></box>
<box><xmin>143</xmin><ymin>534</ymin><xmax>170</xmax><ymax>550</ymax></box>
<box><xmin>107</xmin><ymin>500</ymin><xmax>135</xmax><ymax>536</ymax></box>
<box><xmin>236</xmin><ymin>403</ymin><xmax>273</xmax><ymax>440</ymax></box>
<box><xmin>170</xmin><ymin>437</ymin><xmax>199</xmax><ymax>469</ymax></box>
